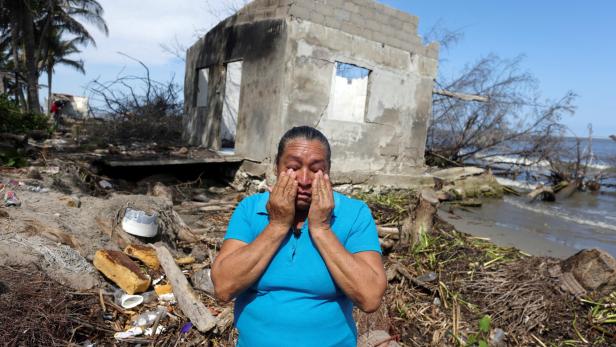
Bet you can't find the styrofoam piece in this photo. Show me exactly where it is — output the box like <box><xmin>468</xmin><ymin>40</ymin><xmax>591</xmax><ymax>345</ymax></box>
<box><xmin>122</xmin><ymin>208</ymin><xmax>158</xmax><ymax>237</ymax></box>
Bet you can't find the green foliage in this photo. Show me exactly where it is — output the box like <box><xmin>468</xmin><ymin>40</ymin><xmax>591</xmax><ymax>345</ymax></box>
<box><xmin>464</xmin><ymin>315</ymin><xmax>491</xmax><ymax>347</ymax></box>
<box><xmin>0</xmin><ymin>94</ymin><xmax>50</xmax><ymax>134</ymax></box>
<box><xmin>0</xmin><ymin>148</ymin><xmax>28</xmax><ymax>167</ymax></box>
<box><xmin>479</xmin><ymin>315</ymin><xmax>491</xmax><ymax>333</ymax></box>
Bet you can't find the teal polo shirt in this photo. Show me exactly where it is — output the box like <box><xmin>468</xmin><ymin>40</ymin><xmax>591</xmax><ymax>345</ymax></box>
<box><xmin>224</xmin><ymin>191</ymin><xmax>381</xmax><ymax>347</ymax></box>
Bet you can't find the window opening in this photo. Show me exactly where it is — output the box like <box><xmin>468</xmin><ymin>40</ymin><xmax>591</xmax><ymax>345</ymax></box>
<box><xmin>328</xmin><ymin>62</ymin><xmax>370</xmax><ymax>122</ymax></box>
<box><xmin>220</xmin><ymin>61</ymin><xmax>243</xmax><ymax>153</ymax></box>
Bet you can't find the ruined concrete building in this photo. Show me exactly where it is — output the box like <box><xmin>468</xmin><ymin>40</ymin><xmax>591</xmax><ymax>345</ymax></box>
<box><xmin>184</xmin><ymin>0</ymin><xmax>439</xmax><ymax>185</ymax></box>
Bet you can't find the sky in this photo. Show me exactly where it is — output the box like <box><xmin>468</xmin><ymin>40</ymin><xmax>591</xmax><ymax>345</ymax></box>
<box><xmin>49</xmin><ymin>0</ymin><xmax>616</xmax><ymax>138</ymax></box>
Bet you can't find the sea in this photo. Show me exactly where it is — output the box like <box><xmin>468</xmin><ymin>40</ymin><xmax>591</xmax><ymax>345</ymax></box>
<box><xmin>441</xmin><ymin>137</ymin><xmax>616</xmax><ymax>258</ymax></box>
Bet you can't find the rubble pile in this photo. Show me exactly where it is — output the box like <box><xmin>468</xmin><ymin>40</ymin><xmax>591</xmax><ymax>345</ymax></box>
<box><xmin>1</xmin><ymin>159</ymin><xmax>615</xmax><ymax>346</ymax></box>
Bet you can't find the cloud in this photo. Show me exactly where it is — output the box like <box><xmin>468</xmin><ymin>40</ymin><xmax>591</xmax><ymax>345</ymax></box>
<box><xmin>78</xmin><ymin>0</ymin><xmax>221</xmax><ymax>66</ymax></box>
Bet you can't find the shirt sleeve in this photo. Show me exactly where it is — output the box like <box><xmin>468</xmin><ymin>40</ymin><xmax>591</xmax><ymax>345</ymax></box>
<box><xmin>224</xmin><ymin>197</ymin><xmax>256</xmax><ymax>243</ymax></box>
<box><xmin>345</xmin><ymin>202</ymin><xmax>382</xmax><ymax>254</ymax></box>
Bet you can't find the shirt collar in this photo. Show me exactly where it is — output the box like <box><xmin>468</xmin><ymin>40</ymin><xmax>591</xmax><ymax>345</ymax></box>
<box><xmin>256</xmin><ymin>191</ymin><xmax>341</xmax><ymax>217</ymax></box>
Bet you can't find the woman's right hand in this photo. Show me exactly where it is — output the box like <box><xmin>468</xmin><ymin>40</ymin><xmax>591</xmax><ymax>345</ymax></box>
<box><xmin>266</xmin><ymin>169</ymin><xmax>297</xmax><ymax>230</ymax></box>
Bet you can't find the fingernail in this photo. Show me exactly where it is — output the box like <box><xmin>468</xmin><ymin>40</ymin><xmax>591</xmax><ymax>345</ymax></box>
<box><xmin>324</xmin><ymin>174</ymin><xmax>329</xmax><ymax>180</ymax></box>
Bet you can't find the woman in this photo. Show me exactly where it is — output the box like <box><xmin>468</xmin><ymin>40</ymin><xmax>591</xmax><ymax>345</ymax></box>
<box><xmin>211</xmin><ymin>126</ymin><xmax>387</xmax><ymax>346</ymax></box>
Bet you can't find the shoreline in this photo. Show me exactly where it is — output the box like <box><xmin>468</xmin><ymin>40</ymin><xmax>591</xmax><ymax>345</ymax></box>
<box><xmin>439</xmin><ymin>193</ymin><xmax>616</xmax><ymax>259</ymax></box>
<box><xmin>439</xmin><ymin>209</ymin><xmax>578</xmax><ymax>259</ymax></box>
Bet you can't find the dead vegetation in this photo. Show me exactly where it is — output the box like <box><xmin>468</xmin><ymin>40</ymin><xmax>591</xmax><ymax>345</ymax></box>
<box><xmin>1</xmin><ymin>153</ymin><xmax>615</xmax><ymax>346</ymax></box>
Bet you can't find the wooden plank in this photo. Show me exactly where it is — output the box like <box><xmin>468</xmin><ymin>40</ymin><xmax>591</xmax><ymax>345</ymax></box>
<box><xmin>153</xmin><ymin>244</ymin><xmax>217</xmax><ymax>332</ymax></box>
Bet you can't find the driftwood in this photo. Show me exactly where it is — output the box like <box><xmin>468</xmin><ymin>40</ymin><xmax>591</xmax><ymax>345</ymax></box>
<box><xmin>377</xmin><ymin>226</ymin><xmax>399</xmax><ymax>240</ymax></box>
<box><xmin>153</xmin><ymin>244</ymin><xmax>216</xmax><ymax>332</ymax></box>
<box><xmin>527</xmin><ymin>186</ymin><xmax>555</xmax><ymax>202</ymax></box>
<box><xmin>555</xmin><ymin>180</ymin><xmax>580</xmax><ymax>200</ymax></box>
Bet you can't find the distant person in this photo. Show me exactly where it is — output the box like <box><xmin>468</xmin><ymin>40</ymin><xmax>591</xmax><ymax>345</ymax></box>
<box><xmin>211</xmin><ymin>126</ymin><xmax>387</xmax><ymax>347</ymax></box>
<box><xmin>50</xmin><ymin>100</ymin><xmax>66</xmax><ymax>126</ymax></box>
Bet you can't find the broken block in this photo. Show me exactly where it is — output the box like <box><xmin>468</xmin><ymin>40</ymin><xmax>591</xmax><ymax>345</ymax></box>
<box><xmin>93</xmin><ymin>250</ymin><xmax>151</xmax><ymax>294</ymax></box>
<box><xmin>124</xmin><ymin>244</ymin><xmax>160</xmax><ymax>270</ymax></box>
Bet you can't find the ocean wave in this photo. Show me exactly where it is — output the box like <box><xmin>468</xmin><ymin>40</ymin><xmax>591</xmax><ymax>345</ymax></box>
<box><xmin>503</xmin><ymin>197</ymin><xmax>616</xmax><ymax>233</ymax></box>
<box><xmin>475</xmin><ymin>154</ymin><xmax>613</xmax><ymax>171</ymax></box>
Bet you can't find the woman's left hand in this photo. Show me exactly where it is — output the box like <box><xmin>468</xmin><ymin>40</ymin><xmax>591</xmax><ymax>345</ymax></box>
<box><xmin>308</xmin><ymin>170</ymin><xmax>334</xmax><ymax>234</ymax></box>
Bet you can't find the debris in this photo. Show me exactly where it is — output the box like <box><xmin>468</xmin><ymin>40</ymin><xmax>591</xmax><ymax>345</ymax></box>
<box><xmin>560</xmin><ymin>248</ymin><xmax>616</xmax><ymax>297</ymax></box>
<box><xmin>27</xmin><ymin>167</ymin><xmax>42</xmax><ymax>180</ymax></box>
<box><xmin>154</xmin><ymin>283</ymin><xmax>173</xmax><ymax>296</ymax></box>
<box><xmin>93</xmin><ymin>250</ymin><xmax>151</xmax><ymax>294</ymax></box>
<box><xmin>172</xmin><ymin>147</ymin><xmax>189</xmax><ymax>155</ymax></box>
<box><xmin>0</xmin><ymin>209</ymin><xmax>8</xmax><ymax>218</ymax></box>
<box><xmin>22</xmin><ymin>221</ymin><xmax>81</xmax><ymax>251</ymax></box>
<box><xmin>124</xmin><ymin>244</ymin><xmax>160</xmax><ymax>270</ymax></box>
<box><xmin>191</xmin><ymin>268</ymin><xmax>215</xmax><ymax>296</ymax></box>
<box><xmin>208</xmin><ymin>186</ymin><xmax>226</xmax><ymax>194</ymax></box>
<box><xmin>151</xmin><ymin>182</ymin><xmax>174</xmax><ymax>203</ymax></box>
<box><xmin>416</xmin><ymin>271</ymin><xmax>437</xmax><ymax>283</ymax></box>
<box><xmin>175</xmin><ymin>256</ymin><xmax>196</xmax><ymax>265</ymax></box>
<box><xmin>4</xmin><ymin>191</ymin><xmax>20</xmax><ymax>207</ymax></box>
<box><xmin>357</xmin><ymin>330</ymin><xmax>400</xmax><ymax>347</ymax></box>
<box><xmin>153</xmin><ymin>243</ymin><xmax>217</xmax><ymax>332</ymax></box>
<box><xmin>192</xmin><ymin>193</ymin><xmax>209</xmax><ymax>202</ymax></box>
<box><xmin>432</xmin><ymin>166</ymin><xmax>485</xmax><ymax>182</ymax></box>
<box><xmin>114</xmin><ymin>325</ymin><xmax>165</xmax><ymax>340</ymax></box>
<box><xmin>43</xmin><ymin>166</ymin><xmax>60</xmax><ymax>175</ymax></box>
<box><xmin>555</xmin><ymin>180</ymin><xmax>580</xmax><ymax>200</ymax></box>
<box><xmin>60</xmin><ymin>195</ymin><xmax>81</xmax><ymax>208</ymax></box>
<box><xmin>528</xmin><ymin>186</ymin><xmax>555</xmax><ymax>202</ymax></box>
<box><xmin>98</xmin><ymin>180</ymin><xmax>113</xmax><ymax>189</ymax></box>
<box><xmin>114</xmin><ymin>290</ymin><xmax>144</xmax><ymax>309</ymax></box>
<box><xmin>122</xmin><ymin>208</ymin><xmax>158</xmax><ymax>238</ymax></box>
<box><xmin>214</xmin><ymin>307</ymin><xmax>233</xmax><ymax>333</ymax></box>
<box><xmin>490</xmin><ymin>328</ymin><xmax>506</xmax><ymax>347</ymax></box>
<box><xmin>377</xmin><ymin>226</ymin><xmax>399</xmax><ymax>240</ymax></box>
<box><xmin>420</xmin><ymin>188</ymin><xmax>440</xmax><ymax>205</ymax></box>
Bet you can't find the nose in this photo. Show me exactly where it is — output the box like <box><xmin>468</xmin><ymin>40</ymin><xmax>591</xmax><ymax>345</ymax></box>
<box><xmin>297</xmin><ymin>168</ymin><xmax>312</xmax><ymax>187</ymax></box>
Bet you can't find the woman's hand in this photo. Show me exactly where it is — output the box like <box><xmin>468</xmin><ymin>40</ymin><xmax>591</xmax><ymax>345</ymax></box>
<box><xmin>266</xmin><ymin>169</ymin><xmax>297</xmax><ymax>229</ymax></box>
<box><xmin>308</xmin><ymin>171</ymin><xmax>334</xmax><ymax>234</ymax></box>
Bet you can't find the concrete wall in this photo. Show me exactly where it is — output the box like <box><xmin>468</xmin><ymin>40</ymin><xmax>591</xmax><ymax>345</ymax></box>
<box><xmin>184</xmin><ymin>0</ymin><xmax>439</xmax><ymax>185</ymax></box>
<box><xmin>183</xmin><ymin>17</ymin><xmax>288</xmax><ymax>163</ymax></box>
<box><xmin>279</xmin><ymin>18</ymin><xmax>438</xmax><ymax>183</ymax></box>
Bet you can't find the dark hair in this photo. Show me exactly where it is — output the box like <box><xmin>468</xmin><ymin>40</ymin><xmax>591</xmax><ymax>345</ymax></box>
<box><xmin>275</xmin><ymin>126</ymin><xmax>331</xmax><ymax>169</ymax></box>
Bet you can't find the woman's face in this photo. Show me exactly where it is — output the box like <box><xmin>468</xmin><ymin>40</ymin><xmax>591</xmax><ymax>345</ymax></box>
<box><xmin>276</xmin><ymin>138</ymin><xmax>329</xmax><ymax>210</ymax></box>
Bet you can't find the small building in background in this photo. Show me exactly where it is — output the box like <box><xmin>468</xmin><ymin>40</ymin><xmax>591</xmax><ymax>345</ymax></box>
<box><xmin>49</xmin><ymin>93</ymin><xmax>90</xmax><ymax>119</ymax></box>
<box><xmin>183</xmin><ymin>0</ymin><xmax>439</xmax><ymax>185</ymax></box>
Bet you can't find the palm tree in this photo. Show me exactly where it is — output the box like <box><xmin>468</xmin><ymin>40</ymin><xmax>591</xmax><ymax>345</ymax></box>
<box><xmin>41</xmin><ymin>28</ymin><xmax>87</xmax><ymax>111</ymax></box>
<box><xmin>0</xmin><ymin>0</ymin><xmax>107</xmax><ymax>112</ymax></box>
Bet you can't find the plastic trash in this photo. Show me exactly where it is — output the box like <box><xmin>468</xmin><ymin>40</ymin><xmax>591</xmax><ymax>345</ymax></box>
<box><xmin>114</xmin><ymin>326</ymin><xmax>165</xmax><ymax>340</ymax></box>
<box><xmin>113</xmin><ymin>288</ymin><xmax>144</xmax><ymax>309</ymax></box>
<box><xmin>180</xmin><ymin>322</ymin><xmax>192</xmax><ymax>334</ymax></box>
<box><xmin>416</xmin><ymin>271</ymin><xmax>437</xmax><ymax>283</ymax></box>
<box><xmin>122</xmin><ymin>208</ymin><xmax>158</xmax><ymax>237</ymax></box>
<box><xmin>99</xmin><ymin>180</ymin><xmax>112</xmax><ymax>189</ymax></box>
<box><xmin>141</xmin><ymin>291</ymin><xmax>157</xmax><ymax>305</ymax></box>
<box><xmin>132</xmin><ymin>306</ymin><xmax>167</xmax><ymax>327</ymax></box>
<box><xmin>25</xmin><ymin>185</ymin><xmax>49</xmax><ymax>193</ymax></box>
<box><xmin>4</xmin><ymin>191</ymin><xmax>21</xmax><ymax>207</ymax></box>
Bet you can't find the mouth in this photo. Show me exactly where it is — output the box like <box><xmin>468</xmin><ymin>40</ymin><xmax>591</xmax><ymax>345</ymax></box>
<box><xmin>297</xmin><ymin>191</ymin><xmax>311</xmax><ymax>201</ymax></box>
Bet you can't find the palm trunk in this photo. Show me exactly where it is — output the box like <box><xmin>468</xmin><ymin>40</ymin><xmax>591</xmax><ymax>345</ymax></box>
<box><xmin>21</xmin><ymin>7</ymin><xmax>41</xmax><ymax>113</ymax></box>
<box><xmin>10</xmin><ymin>17</ymin><xmax>25</xmax><ymax>109</ymax></box>
<box><xmin>47</xmin><ymin>65</ymin><xmax>53</xmax><ymax>114</ymax></box>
